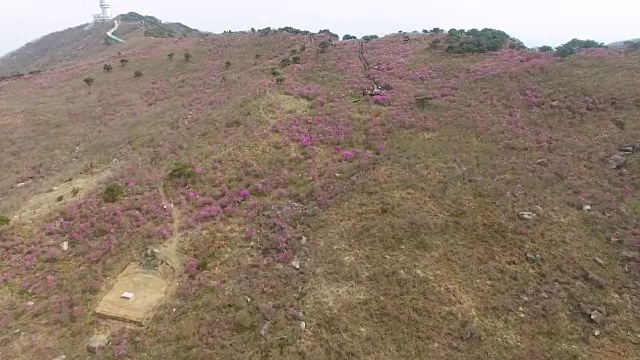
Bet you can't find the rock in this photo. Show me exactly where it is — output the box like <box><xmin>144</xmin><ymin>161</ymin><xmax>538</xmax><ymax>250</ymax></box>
<box><xmin>26</xmin><ymin>301</ymin><xmax>34</xmax><ymax>306</ymax></box>
<box><xmin>526</xmin><ymin>253</ymin><xmax>541</xmax><ymax>263</ymax></box>
<box><xmin>619</xmin><ymin>146</ymin><xmax>635</xmax><ymax>155</ymax></box>
<box><xmin>609</xmin><ymin>154</ymin><xmax>627</xmax><ymax>169</ymax></box>
<box><xmin>582</xmin><ymin>204</ymin><xmax>591</xmax><ymax>212</ymax></box>
<box><xmin>300</xmin><ymin>236</ymin><xmax>307</xmax><ymax>245</ymax></box>
<box><xmin>590</xmin><ymin>309</ymin><xmax>605</xmax><ymax>325</ymax></box>
<box><xmin>291</xmin><ymin>259</ymin><xmax>301</xmax><ymax>270</ymax></box>
<box><xmin>594</xmin><ymin>329</ymin><xmax>601</xmax><ymax>337</ymax></box>
<box><xmin>461</xmin><ymin>321</ymin><xmax>477</xmax><ymax>340</ymax></box>
<box><xmin>518</xmin><ymin>212</ymin><xmax>536</xmax><ymax>220</ymax></box>
<box><xmin>298</xmin><ymin>321</ymin><xmax>306</xmax><ymax>332</ymax></box>
<box><xmin>86</xmin><ymin>334</ymin><xmax>108</xmax><ymax>354</ymax></box>
<box><xmin>594</xmin><ymin>257</ymin><xmax>605</xmax><ymax>267</ymax></box>
<box><xmin>260</xmin><ymin>321</ymin><xmax>271</xmax><ymax>337</ymax></box>
<box><xmin>52</xmin><ymin>356</ymin><xmax>66</xmax><ymax>360</ymax></box>
<box><xmin>536</xmin><ymin>159</ymin><xmax>548</xmax><ymax>166</ymax></box>
<box><xmin>16</xmin><ymin>182</ymin><xmax>27</xmax><ymax>188</ymax></box>
<box><xmin>61</xmin><ymin>241</ymin><xmax>69</xmax><ymax>251</ymax></box>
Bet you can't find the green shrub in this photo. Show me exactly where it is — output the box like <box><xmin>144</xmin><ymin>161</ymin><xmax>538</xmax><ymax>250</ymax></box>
<box><xmin>134</xmin><ymin>70</ymin><xmax>143</xmax><ymax>77</ymax></box>
<box><xmin>555</xmin><ymin>38</ymin><xmax>606</xmax><ymax>58</ymax></box>
<box><xmin>444</xmin><ymin>28</ymin><xmax>521</xmax><ymax>54</ymax></box>
<box><xmin>197</xmin><ymin>259</ymin><xmax>209</xmax><ymax>270</ymax></box>
<box><xmin>168</xmin><ymin>162</ymin><xmax>196</xmax><ymax>180</ymax></box>
<box><xmin>0</xmin><ymin>215</ymin><xmax>9</xmax><ymax>226</ymax></box>
<box><xmin>538</xmin><ymin>45</ymin><xmax>553</xmax><ymax>54</ymax></box>
<box><xmin>103</xmin><ymin>183</ymin><xmax>125</xmax><ymax>203</ymax></box>
<box><xmin>319</xmin><ymin>41</ymin><xmax>331</xmax><ymax>53</ymax></box>
<box><xmin>83</xmin><ymin>77</ymin><xmax>95</xmax><ymax>87</ymax></box>
<box><xmin>415</xmin><ymin>95</ymin><xmax>433</xmax><ymax>110</ymax></box>
<box><xmin>103</xmin><ymin>64</ymin><xmax>113</xmax><ymax>72</ymax></box>
<box><xmin>56</xmin><ymin>195</ymin><xmax>64</xmax><ymax>202</ymax></box>
<box><xmin>362</xmin><ymin>35</ymin><xmax>379</xmax><ymax>42</ymax></box>
<box><xmin>279</xmin><ymin>58</ymin><xmax>292</xmax><ymax>67</ymax></box>
<box><xmin>342</xmin><ymin>34</ymin><xmax>357</xmax><ymax>40</ymax></box>
<box><xmin>184</xmin><ymin>53</ymin><xmax>192</xmax><ymax>62</ymax></box>
<box><xmin>275</xmin><ymin>75</ymin><xmax>285</xmax><ymax>84</ymax></box>
<box><xmin>224</xmin><ymin>61</ymin><xmax>231</xmax><ymax>69</ymax></box>
<box><xmin>291</xmin><ymin>55</ymin><xmax>301</xmax><ymax>64</ymax></box>
<box><xmin>71</xmin><ymin>187</ymin><xmax>80</xmax><ymax>197</ymax></box>
<box><xmin>168</xmin><ymin>53</ymin><xmax>175</xmax><ymax>59</ymax></box>
<box><xmin>270</xmin><ymin>68</ymin><xmax>281</xmax><ymax>77</ymax></box>
<box><xmin>318</xmin><ymin>29</ymin><xmax>339</xmax><ymax>39</ymax></box>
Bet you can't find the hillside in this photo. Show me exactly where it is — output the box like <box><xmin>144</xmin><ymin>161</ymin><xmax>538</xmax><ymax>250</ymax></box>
<box><xmin>1</xmin><ymin>26</ymin><xmax>640</xmax><ymax>359</ymax></box>
<box><xmin>0</xmin><ymin>12</ymin><xmax>203</xmax><ymax>77</ymax></box>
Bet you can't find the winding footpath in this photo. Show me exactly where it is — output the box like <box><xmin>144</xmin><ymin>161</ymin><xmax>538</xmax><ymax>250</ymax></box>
<box><xmin>107</xmin><ymin>20</ymin><xmax>125</xmax><ymax>43</ymax></box>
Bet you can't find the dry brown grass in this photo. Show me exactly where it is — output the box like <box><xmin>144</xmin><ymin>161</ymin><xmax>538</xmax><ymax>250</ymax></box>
<box><xmin>1</xmin><ymin>31</ymin><xmax>640</xmax><ymax>360</ymax></box>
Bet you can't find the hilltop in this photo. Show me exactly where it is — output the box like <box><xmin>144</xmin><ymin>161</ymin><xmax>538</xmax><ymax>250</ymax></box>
<box><xmin>0</xmin><ymin>12</ymin><xmax>203</xmax><ymax>76</ymax></box>
<box><xmin>1</xmin><ymin>22</ymin><xmax>640</xmax><ymax>359</ymax></box>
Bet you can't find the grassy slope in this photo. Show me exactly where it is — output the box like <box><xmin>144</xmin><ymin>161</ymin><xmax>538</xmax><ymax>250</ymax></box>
<box><xmin>1</xmin><ymin>32</ymin><xmax>640</xmax><ymax>359</ymax></box>
<box><xmin>0</xmin><ymin>22</ymin><xmax>113</xmax><ymax>76</ymax></box>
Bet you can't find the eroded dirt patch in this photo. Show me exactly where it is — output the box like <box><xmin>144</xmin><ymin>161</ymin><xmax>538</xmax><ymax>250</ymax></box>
<box><xmin>94</xmin><ymin>262</ymin><xmax>172</xmax><ymax>325</ymax></box>
<box><xmin>10</xmin><ymin>168</ymin><xmax>113</xmax><ymax>223</ymax></box>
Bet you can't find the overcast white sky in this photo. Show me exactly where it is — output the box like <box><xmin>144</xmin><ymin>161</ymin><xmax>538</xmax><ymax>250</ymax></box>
<box><xmin>1</xmin><ymin>0</ymin><xmax>639</xmax><ymax>55</ymax></box>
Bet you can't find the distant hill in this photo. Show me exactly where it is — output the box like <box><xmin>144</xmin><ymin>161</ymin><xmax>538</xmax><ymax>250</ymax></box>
<box><xmin>607</xmin><ymin>38</ymin><xmax>640</xmax><ymax>49</ymax></box>
<box><xmin>0</xmin><ymin>12</ymin><xmax>203</xmax><ymax>76</ymax></box>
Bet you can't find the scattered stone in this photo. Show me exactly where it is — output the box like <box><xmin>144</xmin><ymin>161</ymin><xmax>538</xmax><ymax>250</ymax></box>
<box><xmin>526</xmin><ymin>253</ymin><xmax>541</xmax><ymax>263</ymax></box>
<box><xmin>26</xmin><ymin>301</ymin><xmax>34</xmax><ymax>306</ymax></box>
<box><xmin>612</xmin><ymin>117</ymin><xmax>625</xmax><ymax>130</ymax></box>
<box><xmin>582</xmin><ymin>204</ymin><xmax>591</xmax><ymax>212</ymax></box>
<box><xmin>518</xmin><ymin>212</ymin><xmax>536</xmax><ymax>220</ymax></box>
<box><xmin>260</xmin><ymin>321</ymin><xmax>271</xmax><ymax>337</ymax></box>
<box><xmin>594</xmin><ymin>257</ymin><xmax>605</xmax><ymax>267</ymax></box>
<box><xmin>61</xmin><ymin>241</ymin><xmax>69</xmax><ymax>251</ymax></box>
<box><xmin>291</xmin><ymin>259</ymin><xmax>301</xmax><ymax>270</ymax></box>
<box><xmin>52</xmin><ymin>356</ymin><xmax>66</xmax><ymax>360</ymax></box>
<box><xmin>86</xmin><ymin>334</ymin><xmax>108</xmax><ymax>354</ymax></box>
<box><xmin>415</xmin><ymin>269</ymin><xmax>424</xmax><ymax>277</ymax></box>
<box><xmin>590</xmin><ymin>309</ymin><xmax>606</xmax><ymax>325</ymax></box>
<box><xmin>594</xmin><ymin>329</ymin><xmax>601</xmax><ymax>337</ymax></box>
<box><xmin>298</xmin><ymin>321</ymin><xmax>306</xmax><ymax>332</ymax></box>
<box><xmin>609</xmin><ymin>154</ymin><xmax>627</xmax><ymax>169</ymax></box>
<box><xmin>619</xmin><ymin>146</ymin><xmax>635</xmax><ymax>155</ymax></box>
<box><xmin>16</xmin><ymin>182</ymin><xmax>27</xmax><ymax>188</ymax></box>
<box><xmin>461</xmin><ymin>321</ymin><xmax>477</xmax><ymax>340</ymax></box>
<box><xmin>300</xmin><ymin>236</ymin><xmax>307</xmax><ymax>245</ymax></box>
<box><xmin>245</xmin><ymin>296</ymin><xmax>252</xmax><ymax>303</ymax></box>
<box><xmin>536</xmin><ymin>159</ymin><xmax>548</xmax><ymax>166</ymax></box>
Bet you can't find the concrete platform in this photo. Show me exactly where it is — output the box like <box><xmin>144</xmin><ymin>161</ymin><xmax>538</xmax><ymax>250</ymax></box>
<box><xmin>94</xmin><ymin>262</ymin><xmax>169</xmax><ymax>325</ymax></box>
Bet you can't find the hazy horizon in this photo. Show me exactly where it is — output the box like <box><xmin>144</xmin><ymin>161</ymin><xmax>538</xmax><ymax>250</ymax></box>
<box><xmin>1</xmin><ymin>0</ymin><xmax>639</xmax><ymax>56</ymax></box>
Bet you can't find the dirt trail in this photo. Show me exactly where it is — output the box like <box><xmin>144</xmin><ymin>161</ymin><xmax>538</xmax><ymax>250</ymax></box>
<box><xmin>92</xmin><ymin>181</ymin><xmax>185</xmax><ymax>334</ymax></box>
<box><xmin>156</xmin><ymin>182</ymin><xmax>185</xmax><ymax>278</ymax></box>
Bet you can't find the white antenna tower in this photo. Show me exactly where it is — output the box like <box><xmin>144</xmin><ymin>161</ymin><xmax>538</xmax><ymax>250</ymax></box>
<box><xmin>93</xmin><ymin>0</ymin><xmax>112</xmax><ymax>23</ymax></box>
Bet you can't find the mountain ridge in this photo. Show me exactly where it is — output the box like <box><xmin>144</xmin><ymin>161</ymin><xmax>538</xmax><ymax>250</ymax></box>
<box><xmin>0</xmin><ymin>12</ymin><xmax>203</xmax><ymax>76</ymax></box>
